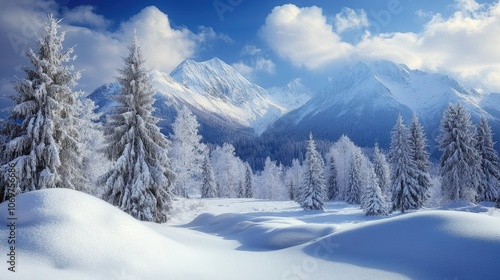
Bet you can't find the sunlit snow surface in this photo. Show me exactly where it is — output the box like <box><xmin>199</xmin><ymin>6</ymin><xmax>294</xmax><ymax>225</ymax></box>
<box><xmin>1</xmin><ymin>189</ymin><xmax>500</xmax><ymax>280</ymax></box>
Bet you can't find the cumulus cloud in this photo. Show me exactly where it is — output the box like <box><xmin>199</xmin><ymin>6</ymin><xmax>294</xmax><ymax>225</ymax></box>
<box><xmin>62</xmin><ymin>5</ymin><xmax>110</xmax><ymax>29</ymax></box>
<box><xmin>259</xmin><ymin>4</ymin><xmax>352</xmax><ymax>69</ymax></box>
<box><xmin>242</xmin><ymin>45</ymin><xmax>261</xmax><ymax>56</ymax></box>
<box><xmin>260</xmin><ymin>1</ymin><xmax>500</xmax><ymax>92</ymax></box>
<box><xmin>0</xmin><ymin>1</ymin><xmax>229</xmax><ymax>96</ymax></box>
<box><xmin>232</xmin><ymin>58</ymin><xmax>275</xmax><ymax>81</ymax></box>
<box><xmin>233</xmin><ymin>44</ymin><xmax>275</xmax><ymax>81</ymax></box>
<box><xmin>334</xmin><ymin>8</ymin><xmax>369</xmax><ymax>33</ymax></box>
<box><xmin>118</xmin><ymin>6</ymin><xmax>197</xmax><ymax>74</ymax></box>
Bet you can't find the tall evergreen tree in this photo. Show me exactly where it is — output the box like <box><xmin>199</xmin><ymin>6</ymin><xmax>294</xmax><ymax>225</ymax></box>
<box><xmin>0</xmin><ymin>15</ymin><xmax>86</xmax><ymax>201</ymax></box>
<box><xmin>475</xmin><ymin>116</ymin><xmax>500</xmax><ymax>202</ymax></box>
<box><xmin>100</xmin><ymin>35</ymin><xmax>173</xmax><ymax>223</ymax></box>
<box><xmin>243</xmin><ymin>163</ymin><xmax>254</xmax><ymax>198</ymax></box>
<box><xmin>439</xmin><ymin>103</ymin><xmax>482</xmax><ymax>202</ymax></box>
<box><xmin>345</xmin><ymin>153</ymin><xmax>363</xmax><ymax>204</ymax></box>
<box><xmin>201</xmin><ymin>154</ymin><xmax>217</xmax><ymax>198</ymax></box>
<box><xmin>362</xmin><ymin>165</ymin><xmax>387</xmax><ymax>216</ymax></box>
<box><xmin>170</xmin><ymin>106</ymin><xmax>207</xmax><ymax>198</ymax></box>
<box><xmin>285</xmin><ymin>158</ymin><xmax>302</xmax><ymax>201</ymax></box>
<box><xmin>299</xmin><ymin>133</ymin><xmax>326</xmax><ymax>210</ymax></box>
<box><xmin>373</xmin><ymin>142</ymin><xmax>391</xmax><ymax>200</ymax></box>
<box><xmin>327</xmin><ymin>154</ymin><xmax>339</xmax><ymax>200</ymax></box>
<box><xmin>409</xmin><ymin>114</ymin><xmax>431</xmax><ymax>204</ymax></box>
<box><xmin>389</xmin><ymin>115</ymin><xmax>420</xmax><ymax>213</ymax></box>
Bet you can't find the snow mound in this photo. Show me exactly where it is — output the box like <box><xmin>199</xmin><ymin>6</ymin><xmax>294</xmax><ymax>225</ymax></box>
<box><xmin>186</xmin><ymin>212</ymin><xmax>335</xmax><ymax>250</ymax></box>
<box><xmin>305</xmin><ymin>210</ymin><xmax>500</xmax><ymax>279</ymax></box>
<box><xmin>0</xmin><ymin>189</ymin><xmax>195</xmax><ymax>280</ymax></box>
<box><xmin>439</xmin><ymin>200</ymin><xmax>490</xmax><ymax>213</ymax></box>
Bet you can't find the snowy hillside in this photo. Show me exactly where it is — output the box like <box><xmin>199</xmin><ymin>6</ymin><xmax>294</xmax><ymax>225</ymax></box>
<box><xmin>2</xmin><ymin>188</ymin><xmax>500</xmax><ymax>280</ymax></box>
<box><xmin>265</xmin><ymin>60</ymin><xmax>500</xmax><ymax>150</ymax></box>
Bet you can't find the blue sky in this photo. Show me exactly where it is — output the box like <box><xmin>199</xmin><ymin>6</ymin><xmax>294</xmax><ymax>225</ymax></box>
<box><xmin>1</xmin><ymin>0</ymin><xmax>500</xmax><ymax>98</ymax></box>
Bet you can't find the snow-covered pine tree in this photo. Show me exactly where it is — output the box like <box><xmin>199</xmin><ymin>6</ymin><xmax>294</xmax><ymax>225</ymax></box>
<box><xmin>237</xmin><ymin>181</ymin><xmax>244</xmax><ymax>198</ymax></box>
<box><xmin>362</xmin><ymin>165</ymin><xmax>387</xmax><ymax>216</ymax></box>
<box><xmin>0</xmin><ymin>15</ymin><xmax>87</xmax><ymax>200</ymax></box>
<box><xmin>210</xmin><ymin>143</ymin><xmax>243</xmax><ymax>197</ymax></box>
<box><xmin>170</xmin><ymin>106</ymin><xmax>207</xmax><ymax>198</ymax></box>
<box><xmin>258</xmin><ymin>157</ymin><xmax>286</xmax><ymax>199</ymax></box>
<box><xmin>439</xmin><ymin>103</ymin><xmax>482</xmax><ymax>202</ymax></box>
<box><xmin>475</xmin><ymin>116</ymin><xmax>500</xmax><ymax>202</ymax></box>
<box><xmin>329</xmin><ymin>135</ymin><xmax>364</xmax><ymax>202</ymax></box>
<box><xmin>79</xmin><ymin>98</ymin><xmax>109</xmax><ymax>196</ymax></box>
<box><xmin>284</xmin><ymin>158</ymin><xmax>302</xmax><ymax>201</ymax></box>
<box><xmin>389</xmin><ymin>115</ymin><xmax>421</xmax><ymax>213</ymax></box>
<box><xmin>299</xmin><ymin>133</ymin><xmax>326</xmax><ymax>210</ymax></box>
<box><xmin>327</xmin><ymin>154</ymin><xmax>339</xmax><ymax>201</ymax></box>
<box><xmin>100</xmin><ymin>35</ymin><xmax>173</xmax><ymax>223</ymax></box>
<box><xmin>244</xmin><ymin>163</ymin><xmax>254</xmax><ymax>198</ymax></box>
<box><xmin>344</xmin><ymin>153</ymin><xmax>363</xmax><ymax>204</ymax></box>
<box><xmin>373</xmin><ymin>142</ymin><xmax>391</xmax><ymax>200</ymax></box>
<box><xmin>409</xmin><ymin>114</ymin><xmax>431</xmax><ymax>204</ymax></box>
<box><xmin>201</xmin><ymin>154</ymin><xmax>217</xmax><ymax>198</ymax></box>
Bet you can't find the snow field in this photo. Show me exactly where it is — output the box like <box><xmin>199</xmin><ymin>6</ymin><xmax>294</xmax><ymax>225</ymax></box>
<box><xmin>1</xmin><ymin>189</ymin><xmax>500</xmax><ymax>280</ymax></box>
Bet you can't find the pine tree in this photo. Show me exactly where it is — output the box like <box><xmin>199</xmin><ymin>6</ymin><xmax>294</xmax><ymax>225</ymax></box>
<box><xmin>389</xmin><ymin>115</ymin><xmax>420</xmax><ymax>213</ymax></box>
<box><xmin>345</xmin><ymin>153</ymin><xmax>363</xmax><ymax>204</ymax></box>
<box><xmin>327</xmin><ymin>155</ymin><xmax>339</xmax><ymax>200</ymax></box>
<box><xmin>210</xmin><ymin>143</ymin><xmax>243</xmax><ymax>198</ymax></box>
<box><xmin>170</xmin><ymin>106</ymin><xmax>207</xmax><ymax>198</ymax></box>
<box><xmin>475</xmin><ymin>116</ymin><xmax>500</xmax><ymax>202</ymax></box>
<box><xmin>299</xmin><ymin>133</ymin><xmax>326</xmax><ymax>210</ymax></box>
<box><xmin>78</xmin><ymin>99</ymin><xmax>109</xmax><ymax>196</ymax></box>
<box><xmin>373</xmin><ymin>142</ymin><xmax>391</xmax><ymax>200</ymax></box>
<box><xmin>201</xmin><ymin>154</ymin><xmax>217</xmax><ymax>198</ymax></box>
<box><xmin>99</xmin><ymin>35</ymin><xmax>173</xmax><ymax>223</ymax></box>
<box><xmin>0</xmin><ymin>15</ymin><xmax>86</xmax><ymax>201</ymax></box>
<box><xmin>284</xmin><ymin>158</ymin><xmax>302</xmax><ymax>201</ymax></box>
<box><xmin>362</xmin><ymin>166</ymin><xmax>387</xmax><ymax>216</ymax></box>
<box><xmin>259</xmin><ymin>157</ymin><xmax>286</xmax><ymax>199</ymax></box>
<box><xmin>244</xmin><ymin>163</ymin><xmax>254</xmax><ymax>198</ymax></box>
<box><xmin>409</xmin><ymin>114</ymin><xmax>431</xmax><ymax>204</ymax></box>
<box><xmin>439</xmin><ymin>103</ymin><xmax>482</xmax><ymax>202</ymax></box>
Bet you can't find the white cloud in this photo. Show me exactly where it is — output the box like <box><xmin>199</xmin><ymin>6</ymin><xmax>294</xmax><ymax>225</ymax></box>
<box><xmin>259</xmin><ymin>4</ymin><xmax>352</xmax><ymax>70</ymax></box>
<box><xmin>118</xmin><ymin>6</ymin><xmax>197</xmax><ymax>74</ymax></box>
<box><xmin>63</xmin><ymin>5</ymin><xmax>110</xmax><ymax>29</ymax></box>
<box><xmin>334</xmin><ymin>8</ymin><xmax>369</xmax><ymax>33</ymax></box>
<box><xmin>260</xmin><ymin>2</ymin><xmax>500</xmax><ymax>92</ymax></box>
<box><xmin>242</xmin><ymin>45</ymin><xmax>261</xmax><ymax>56</ymax></box>
<box><xmin>232</xmin><ymin>62</ymin><xmax>254</xmax><ymax>78</ymax></box>
<box><xmin>255</xmin><ymin>58</ymin><xmax>275</xmax><ymax>73</ymax></box>
<box><xmin>358</xmin><ymin>0</ymin><xmax>500</xmax><ymax>92</ymax></box>
<box><xmin>232</xmin><ymin>58</ymin><xmax>275</xmax><ymax>81</ymax></box>
<box><xmin>0</xmin><ymin>2</ymin><xmax>228</xmax><ymax>95</ymax></box>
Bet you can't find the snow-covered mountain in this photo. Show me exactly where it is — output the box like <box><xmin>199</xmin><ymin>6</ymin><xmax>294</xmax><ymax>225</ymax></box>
<box><xmin>267</xmin><ymin>78</ymin><xmax>315</xmax><ymax>111</ymax></box>
<box><xmin>89</xmin><ymin>58</ymin><xmax>314</xmax><ymax>143</ymax></box>
<box><xmin>264</xmin><ymin>60</ymin><xmax>500</xmax><ymax>152</ymax></box>
<box><xmin>89</xmin><ymin>57</ymin><xmax>500</xmax><ymax>159</ymax></box>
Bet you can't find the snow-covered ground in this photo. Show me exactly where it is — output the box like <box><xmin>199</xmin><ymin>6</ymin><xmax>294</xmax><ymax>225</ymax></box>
<box><xmin>1</xmin><ymin>189</ymin><xmax>500</xmax><ymax>280</ymax></box>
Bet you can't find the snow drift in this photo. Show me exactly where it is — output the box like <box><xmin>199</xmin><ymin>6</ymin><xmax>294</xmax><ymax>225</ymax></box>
<box><xmin>305</xmin><ymin>210</ymin><xmax>500</xmax><ymax>279</ymax></box>
<box><xmin>0</xmin><ymin>189</ymin><xmax>199</xmax><ymax>280</ymax></box>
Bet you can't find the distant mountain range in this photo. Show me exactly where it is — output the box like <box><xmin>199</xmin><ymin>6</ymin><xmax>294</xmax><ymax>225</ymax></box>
<box><xmin>88</xmin><ymin>57</ymin><xmax>500</xmax><ymax>163</ymax></box>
